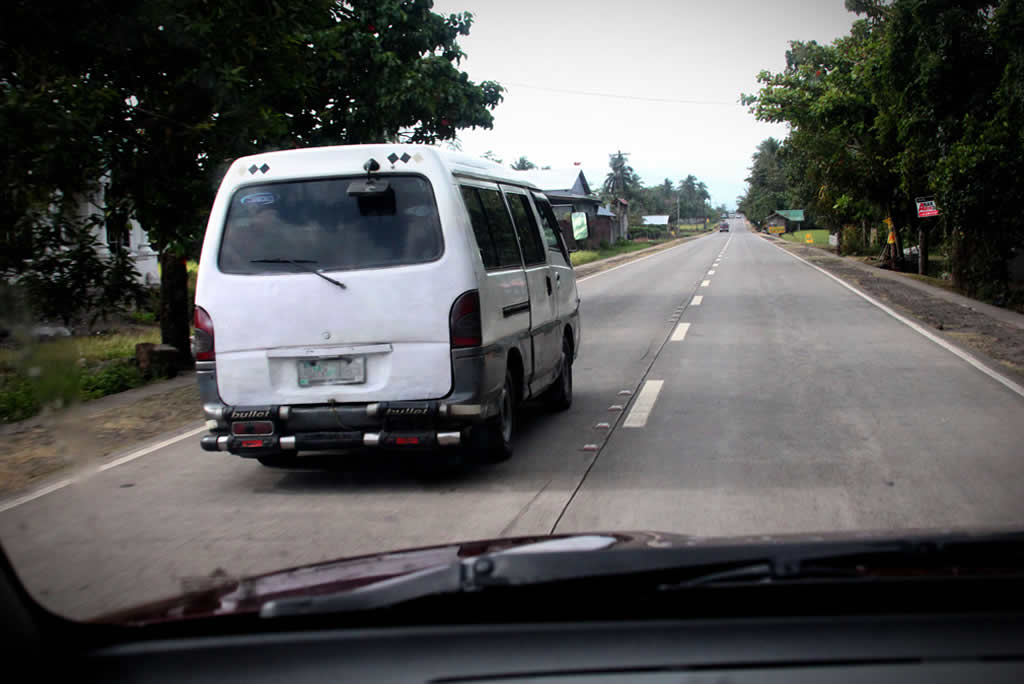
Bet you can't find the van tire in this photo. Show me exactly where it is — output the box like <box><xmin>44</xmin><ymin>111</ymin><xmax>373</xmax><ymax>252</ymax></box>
<box><xmin>469</xmin><ymin>369</ymin><xmax>516</xmax><ymax>463</ymax></box>
<box><xmin>543</xmin><ymin>334</ymin><xmax>573</xmax><ymax>412</ymax></box>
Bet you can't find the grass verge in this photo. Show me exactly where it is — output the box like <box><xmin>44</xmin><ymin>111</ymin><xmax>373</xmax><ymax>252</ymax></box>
<box><xmin>1</xmin><ymin>327</ymin><xmax>160</xmax><ymax>423</ymax></box>
<box><xmin>571</xmin><ymin>240</ymin><xmax>669</xmax><ymax>267</ymax></box>
<box><xmin>781</xmin><ymin>229</ymin><xmax>832</xmax><ymax>247</ymax></box>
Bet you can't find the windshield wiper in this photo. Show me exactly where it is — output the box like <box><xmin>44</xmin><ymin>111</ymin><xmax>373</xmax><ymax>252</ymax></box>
<box><xmin>259</xmin><ymin>531</ymin><xmax>1024</xmax><ymax>618</ymax></box>
<box><xmin>250</xmin><ymin>258</ymin><xmax>346</xmax><ymax>290</ymax></box>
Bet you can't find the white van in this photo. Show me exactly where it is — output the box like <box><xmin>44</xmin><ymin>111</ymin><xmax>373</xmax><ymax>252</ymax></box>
<box><xmin>194</xmin><ymin>144</ymin><xmax>583</xmax><ymax>466</ymax></box>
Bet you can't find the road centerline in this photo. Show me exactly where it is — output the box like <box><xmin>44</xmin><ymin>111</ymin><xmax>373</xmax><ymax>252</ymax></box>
<box><xmin>670</xmin><ymin>322</ymin><xmax>691</xmax><ymax>341</ymax></box>
<box><xmin>622</xmin><ymin>380</ymin><xmax>665</xmax><ymax>428</ymax></box>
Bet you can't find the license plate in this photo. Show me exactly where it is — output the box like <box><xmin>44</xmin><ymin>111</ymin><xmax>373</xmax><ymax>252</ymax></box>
<box><xmin>297</xmin><ymin>356</ymin><xmax>365</xmax><ymax>386</ymax></box>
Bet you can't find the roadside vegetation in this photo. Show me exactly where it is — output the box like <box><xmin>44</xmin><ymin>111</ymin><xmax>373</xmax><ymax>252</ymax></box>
<box><xmin>2</xmin><ymin>0</ymin><xmax>505</xmax><ymax>368</ymax></box>
<box><xmin>0</xmin><ymin>328</ymin><xmax>160</xmax><ymax>423</ymax></box>
<box><xmin>781</xmin><ymin>229</ymin><xmax>832</xmax><ymax>248</ymax></box>
<box><xmin>739</xmin><ymin>0</ymin><xmax>1024</xmax><ymax>312</ymax></box>
<box><xmin>571</xmin><ymin>239</ymin><xmax>668</xmax><ymax>267</ymax></box>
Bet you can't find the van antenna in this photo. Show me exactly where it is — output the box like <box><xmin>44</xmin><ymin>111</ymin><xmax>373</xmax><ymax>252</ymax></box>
<box><xmin>363</xmin><ymin>158</ymin><xmax>380</xmax><ymax>178</ymax></box>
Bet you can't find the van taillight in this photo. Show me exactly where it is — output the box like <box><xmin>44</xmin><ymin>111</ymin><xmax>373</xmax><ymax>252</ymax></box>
<box><xmin>193</xmin><ymin>306</ymin><xmax>215</xmax><ymax>361</ymax></box>
<box><xmin>450</xmin><ymin>290</ymin><xmax>481</xmax><ymax>348</ymax></box>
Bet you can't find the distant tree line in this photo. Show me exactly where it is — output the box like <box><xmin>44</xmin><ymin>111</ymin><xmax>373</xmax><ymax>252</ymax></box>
<box><xmin>600</xmin><ymin>151</ymin><xmax>725</xmax><ymax>227</ymax></box>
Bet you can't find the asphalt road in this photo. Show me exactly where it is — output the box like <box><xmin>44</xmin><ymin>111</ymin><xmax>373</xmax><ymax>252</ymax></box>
<box><xmin>3</xmin><ymin>219</ymin><xmax>1024</xmax><ymax>620</ymax></box>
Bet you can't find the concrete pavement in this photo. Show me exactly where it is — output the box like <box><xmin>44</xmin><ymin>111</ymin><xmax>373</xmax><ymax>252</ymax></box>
<box><xmin>2</xmin><ymin>219</ymin><xmax>1023</xmax><ymax>620</ymax></box>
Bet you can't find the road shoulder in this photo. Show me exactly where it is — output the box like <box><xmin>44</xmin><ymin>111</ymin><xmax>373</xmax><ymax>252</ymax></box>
<box><xmin>764</xmin><ymin>235</ymin><xmax>1024</xmax><ymax>385</ymax></box>
<box><xmin>574</xmin><ymin>231</ymin><xmax>713</xmax><ymax>279</ymax></box>
<box><xmin>0</xmin><ymin>373</ymin><xmax>202</xmax><ymax>499</ymax></box>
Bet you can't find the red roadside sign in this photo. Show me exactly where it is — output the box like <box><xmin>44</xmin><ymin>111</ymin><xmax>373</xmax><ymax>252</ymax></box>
<box><xmin>916</xmin><ymin>197</ymin><xmax>939</xmax><ymax>218</ymax></box>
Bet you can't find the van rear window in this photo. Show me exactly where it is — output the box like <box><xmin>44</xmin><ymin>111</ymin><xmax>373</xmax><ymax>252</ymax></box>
<box><xmin>218</xmin><ymin>175</ymin><xmax>443</xmax><ymax>274</ymax></box>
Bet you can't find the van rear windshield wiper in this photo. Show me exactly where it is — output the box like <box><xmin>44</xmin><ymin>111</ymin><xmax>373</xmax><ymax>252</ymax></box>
<box><xmin>250</xmin><ymin>258</ymin><xmax>347</xmax><ymax>290</ymax></box>
<box><xmin>260</xmin><ymin>531</ymin><xmax>1024</xmax><ymax>618</ymax></box>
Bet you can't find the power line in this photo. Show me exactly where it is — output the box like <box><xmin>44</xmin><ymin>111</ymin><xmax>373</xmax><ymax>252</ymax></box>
<box><xmin>503</xmin><ymin>82</ymin><xmax>741</xmax><ymax>106</ymax></box>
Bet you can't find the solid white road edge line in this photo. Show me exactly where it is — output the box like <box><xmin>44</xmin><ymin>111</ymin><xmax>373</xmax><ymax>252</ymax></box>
<box><xmin>769</xmin><ymin>240</ymin><xmax>1024</xmax><ymax>399</ymax></box>
<box><xmin>98</xmin><ymin>425</ymin><xmax>209</xmax><ymax>471</ymax></box>
<box><xmin>0</xmin><ymin>478</ymin><xmax>76</xmax><ymax>515</ymax></box>
<box><xmin>623</xmin><ymin>380</ymin><xmax>665</xmax><ymax>428</ymax></box>
<box><xmin>0</xmin><ymin>424</ymin><xmax>208</xmax><ymax>514</ymax></box>
<box><xmin>671</xmin><ymin>322</ymin><xmax>691</xmax><ymax>342</ymax></box>
<box><xmin>578</xmin><ymin>232</ymin><xmax>715</xmax><ymax>283</ymax></box>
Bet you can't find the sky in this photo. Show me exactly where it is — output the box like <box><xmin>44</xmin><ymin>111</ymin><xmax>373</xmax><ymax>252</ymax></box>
<box><xmin>431</xmin><ymin>0</ymin><xmax>857</xmax><ymax>209</ymax></box>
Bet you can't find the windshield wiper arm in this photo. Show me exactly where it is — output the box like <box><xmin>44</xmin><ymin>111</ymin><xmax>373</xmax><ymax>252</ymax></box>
<box><xmin>261</xmin><ymin>562</ymin><xmax>466</xmax><ymax>618</ymax></box>
<box><xmin>250</xmin><ymin>258</ymin><xmax>346</xmax><ymax>290</ymax></box>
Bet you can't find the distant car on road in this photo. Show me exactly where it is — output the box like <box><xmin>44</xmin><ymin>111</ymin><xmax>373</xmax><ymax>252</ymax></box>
<box><xmin>719</xmin><ymin>222</ymin><xmax>729</xmax><ymax>232</ymax></box>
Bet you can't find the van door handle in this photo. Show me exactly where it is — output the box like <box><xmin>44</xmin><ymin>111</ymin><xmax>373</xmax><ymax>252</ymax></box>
<box><xmin>546</xmin><ymin>276</ymin><xmax>553</xmax><ymax>296</ymax></box>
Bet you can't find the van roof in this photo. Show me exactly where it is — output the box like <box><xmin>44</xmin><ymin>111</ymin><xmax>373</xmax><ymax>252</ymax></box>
<box><xmin>227</xmin><ymin>144</ymin><xmax>542</xmax><ymax>190</ymax></box>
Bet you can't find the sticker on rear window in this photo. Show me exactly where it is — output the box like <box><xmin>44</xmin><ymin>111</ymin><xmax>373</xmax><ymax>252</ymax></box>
<box><xmin>240</xmin><ymin>192</ymin><xmax>276</xmax><ymax>206</ymax></box>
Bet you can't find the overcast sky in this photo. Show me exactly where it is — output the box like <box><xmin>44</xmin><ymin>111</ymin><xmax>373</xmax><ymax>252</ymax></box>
<box><xmin>432</xmin><ymin>0</ymin><xmax>857</xmax><ymax>209</ymax></box>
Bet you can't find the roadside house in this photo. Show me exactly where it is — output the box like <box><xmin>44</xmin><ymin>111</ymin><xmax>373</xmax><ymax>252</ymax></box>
<box><xmin>514</xmin><ymin>168</ymin><xmax>610</xmax><ymax>247</ymax></box>
<box><xmin>764</xmin><ymin>209</ymin><xmax>805</xmax><ymax>234</ymax></box>
<box><xmin>74</xmin><ymin>180</ymin><xmax>160</xmax><ymax>285</ymax></box>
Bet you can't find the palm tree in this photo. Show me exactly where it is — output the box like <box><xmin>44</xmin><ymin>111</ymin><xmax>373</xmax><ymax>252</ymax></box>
<box><xmin>603</xmin><ymin>151</ymin><xmax>640</xmax><ymax>201</ymax></box>
<box><xmin>510</xmin><ymin>156</ymin><xmax>537</xmax><ymax>170</ymax></box>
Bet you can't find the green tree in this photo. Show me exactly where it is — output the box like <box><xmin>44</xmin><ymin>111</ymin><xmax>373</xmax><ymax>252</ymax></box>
<box><xmin>510</xmin><ymin>156</ymin><xmax>537</xmax><ymax>170</ymax></box>
<box><xmin>602</xmin><ymin>151</ymin><xmax>642</xmax><ymax>202</ymax></box>
<box><xmin>737</xmin><ymin>138</ymin><xmax>789</xmax><ymax>226</ymax></box>
<box><xmin>2</xmin><ymin>0</ymin><xmax>504</xmax><ymax>360</ymax></box>
<box><xmin>677</xmin><ymin>175</ymin><xmax>711</xmax><ymax>220</ymax></box>
<box><xmin>863</xmin><ymin>0</ymin><xmax>1024</xmax><ymax>289</ymax></box>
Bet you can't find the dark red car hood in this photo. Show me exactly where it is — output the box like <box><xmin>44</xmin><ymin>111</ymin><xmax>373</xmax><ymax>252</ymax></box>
<box><xmin>96</xmin><ymin>527</ymin><xmax>1008</xmax><ymax>625</ymax></box>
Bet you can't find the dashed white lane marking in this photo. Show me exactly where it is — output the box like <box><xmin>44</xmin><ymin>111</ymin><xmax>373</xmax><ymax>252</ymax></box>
<box><xmin>708</xmin><ymin>269</ymin><xmax>716</xmax><ymax>275</ymax></box>
<box><xmin>0</xmin><ymin>424</ymin><xmax>208</xmax><ymax>514</ymax></box>
<box><xmin>701</xmin><ymin>280</ymin><xmax>711</xmax><ymax>287</ymax></box>
<box><xmin>623</xmin><ymin>380</ymin><xmax>665</xmax><ymax>428</ymax></box>
<box><xmin>691</xmin><ymin>295</ymin><xmax>703</xmax><ymax>305</ymax></box>
<box><xmin>768</xmin><ymin>240</ymin><xmax>1024</xmax><ymax>399</ymax></box>
<box><xmin>670</xmin><ymin>322</ymin><xmax>691</xmax><ymax>341</ymax></box>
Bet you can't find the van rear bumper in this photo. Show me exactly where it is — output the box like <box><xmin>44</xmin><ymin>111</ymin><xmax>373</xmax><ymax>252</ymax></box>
<box><xmin>197</xmin><ymin>347</ymin><xmax>502</xmax><ymax>456</ymax></box>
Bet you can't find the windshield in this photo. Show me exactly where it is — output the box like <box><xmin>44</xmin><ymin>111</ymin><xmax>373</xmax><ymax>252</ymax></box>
<box><xmin>2</xmin><ymin>0</ymin><xmax>1023</xmax><ymax>625</ymax></box>
<box><xmin>219</xmin><ymin>176</ymin><xmax>443</xmax><ymax>273</ymax></box>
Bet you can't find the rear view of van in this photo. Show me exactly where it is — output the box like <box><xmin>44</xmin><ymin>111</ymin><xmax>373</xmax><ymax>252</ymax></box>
<box><xmin>194</xmin><ymin>144</ymin><xmax>581</xmax><ymax>467</ymax></box>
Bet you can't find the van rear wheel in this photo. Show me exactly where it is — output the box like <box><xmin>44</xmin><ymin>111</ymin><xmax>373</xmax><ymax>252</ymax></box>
<box><xmin>469</xmin><ymin>369</ymin><xmax>515</xmax><ymax>463</ymax></box>
<box><xmin>543</xmin><ymin>334</ymin><xmax>573</xmax><ymax>412</ymax></box>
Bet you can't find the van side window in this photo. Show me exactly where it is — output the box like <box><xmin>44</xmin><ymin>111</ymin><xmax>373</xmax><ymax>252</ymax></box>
<box><xmin>461</xmin><ymin>186</ymin><xmax>524</xmax><ymax>270</ymax></box>
<box><xmin>477</xmin><ymin>188</ymin><xmax>523</xmax><ymax>269</ymax></box>
<box><xmin>505</xmin><ymin>193</ymin><xmax>546</xmax><ymax>266</ymax></box>
<box><xmin>531</xmin><ymin>193</ymin><xmax>570</xmax><ymax>261</ymax></box>
<box><xmin>460</xmin><ymin>186</ymin><xmax>499</xmax><ymax>268</ymax></box>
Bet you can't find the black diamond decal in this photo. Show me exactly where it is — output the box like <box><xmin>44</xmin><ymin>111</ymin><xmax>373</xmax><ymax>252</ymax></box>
<box><xmin>259</xmin><ymin>163</ymin><xmax>270</xmax><ymax>174</ymax></box>
<box><xmin>400</xmin><ymin>153</ymin><xmax>411</xmax><ymax>163</ymax></box>
<box><xmin>387</xmin><ymin>153</ymin><xmax>399</xmax><ymax>164</ymax></box>
<box><xmin>248</xmin><ymin>164</ymin><xmax>258</xmax><ymax>175</ymax></box>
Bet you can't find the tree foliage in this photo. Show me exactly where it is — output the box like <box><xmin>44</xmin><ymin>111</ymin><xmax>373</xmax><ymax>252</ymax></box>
<box><xmin>510</xmin><ymin>156</ymin><xmax>537</xmax><ymax>170</ymax></box>
<box><xmin>2</xmin><ymin>0</ymin><xmax>504</xmax><ymax>353</ymax></box>
<box><xmin>741</xmin><ymin>0</ymin><xmax>1024</xmax><ymax>296</ymax></box>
